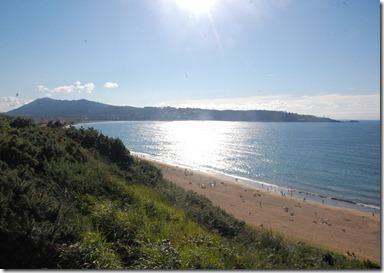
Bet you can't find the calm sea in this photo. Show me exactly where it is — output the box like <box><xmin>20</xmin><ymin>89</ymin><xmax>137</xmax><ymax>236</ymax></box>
<box><xmin>77</xmin><ymin>121</ymin><xmax>380</xmax><ymax>211</ymax></box>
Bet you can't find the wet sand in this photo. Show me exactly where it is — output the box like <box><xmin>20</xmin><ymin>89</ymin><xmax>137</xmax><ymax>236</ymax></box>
<box><xmin>136</xmin><ymin>156</ymin><xmax>380</xmax><ymax>263</ymax></box>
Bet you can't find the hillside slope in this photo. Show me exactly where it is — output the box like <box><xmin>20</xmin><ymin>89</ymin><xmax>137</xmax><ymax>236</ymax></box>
<box><xmin>0</xmin><ymin>116</ymin><xmax>374</xmax><ymax>269</ymax></box>
<box><xmin>7</xmin><ymin>98</ymin><xmax>338</xmax><ymax>122</ymax></box>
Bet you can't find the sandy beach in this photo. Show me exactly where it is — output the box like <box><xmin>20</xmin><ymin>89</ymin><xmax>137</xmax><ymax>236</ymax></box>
<box><xmin>135</xmin><ymin>156</ymin><xmax>380</xmax><ymax>263</ymax></box>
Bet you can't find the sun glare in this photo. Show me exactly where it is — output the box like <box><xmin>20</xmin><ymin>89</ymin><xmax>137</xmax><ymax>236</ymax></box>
<box><xmin>175</xmin><ymin>0</ymin><xmax>216</xmax><ymax>15</ymax></box>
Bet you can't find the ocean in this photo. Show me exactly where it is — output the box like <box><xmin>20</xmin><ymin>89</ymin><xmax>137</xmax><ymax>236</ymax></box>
<box><xmin>77</xmin><ymin>120</ymin><xmax>380</xmax><ymax>212</ymax></box>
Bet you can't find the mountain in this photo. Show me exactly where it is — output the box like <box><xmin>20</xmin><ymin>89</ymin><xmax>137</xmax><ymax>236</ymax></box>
<box><xmin>7</xmin><ymin>98</ymin><xmax>338</xmax><ymax>122</ymax></box>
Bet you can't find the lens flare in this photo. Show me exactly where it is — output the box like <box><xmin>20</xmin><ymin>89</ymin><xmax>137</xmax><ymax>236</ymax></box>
<box><xmin>174</xmin><ymin>0</ymin><xmax>216</xmax><ymax>15</ymax></box>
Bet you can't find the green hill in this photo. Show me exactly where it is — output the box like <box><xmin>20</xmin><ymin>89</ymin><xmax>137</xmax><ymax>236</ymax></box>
<box><xmin>0</xmin><ymin>116</ymin><xmax>375</xmax><ymax>269</ymax></box>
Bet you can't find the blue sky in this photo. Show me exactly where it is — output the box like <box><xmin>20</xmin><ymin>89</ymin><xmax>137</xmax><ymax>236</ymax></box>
<box><xmin>0</xmin><ymin>0</ymin><xmax>380</xmax><ymax>119</ymax></box>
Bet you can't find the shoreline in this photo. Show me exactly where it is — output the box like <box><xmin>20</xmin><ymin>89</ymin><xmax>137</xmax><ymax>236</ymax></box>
<box><xmin>132</xmin><ymin>151</ymin><xmax>380</xmax><ymax>214</ymax></box>
<box><xmin>134</xmin><ymin>154</ymin><xmax>381</xmax><ymax>263</ymax></box>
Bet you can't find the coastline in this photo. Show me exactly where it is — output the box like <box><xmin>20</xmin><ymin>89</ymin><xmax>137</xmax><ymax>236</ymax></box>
<box><xmin>132</xmin><ymin>151</ymin><xmax>380</xmax><ymax>214</ymax></box>
<box><xmin>134</xmin><ymin>154</ymin><xmax>381</xmax><ymax>263</ymax></box>
<box><xmin>76</xmin><ymin>121</ymin><xmax>380</xmax><ymax>214</ymax></box>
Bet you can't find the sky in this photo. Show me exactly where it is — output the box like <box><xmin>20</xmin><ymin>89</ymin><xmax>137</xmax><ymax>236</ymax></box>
<box><xmin>0</xmin><ymin>0</ymin><xmax>380</xmax><ymax>119</ymax></box>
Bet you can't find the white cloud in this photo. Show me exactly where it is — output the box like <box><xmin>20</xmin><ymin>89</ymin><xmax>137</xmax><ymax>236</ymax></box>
<box><xmin>103</xmin><ymin>82</ymin><xmax>119</xmax><ymax>89</ymax></box>
<box><xmin>0</xmin><ymin>97</ymin><xmax>31</xmax><ymax>113</ymax></box>
<box><xmin>157</xmin><ymin>93</ymin><xmax>380</xmax><ymax>120</ymax></box>
<box><xmin>37</xmin><ymin>85</ymin><xmax>49</xmax><ymax>93</ymax></box>
<box><xmin>37</xmin><ymin>81</ymin><xmax>95</xmax><ymax>94</ymax></box>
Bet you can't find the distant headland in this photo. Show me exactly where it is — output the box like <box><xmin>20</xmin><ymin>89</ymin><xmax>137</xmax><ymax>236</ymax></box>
<box><xmin>6</xmin><ymin>97</ymin><xmax>339</xmax><ymax>123</ymax></box>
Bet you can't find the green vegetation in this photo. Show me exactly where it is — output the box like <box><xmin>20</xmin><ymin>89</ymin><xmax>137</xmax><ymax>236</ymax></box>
<box><xmin>0</xmin><ymin>116</ymin><xmax>377</xmax><ymax>269</ymax></box>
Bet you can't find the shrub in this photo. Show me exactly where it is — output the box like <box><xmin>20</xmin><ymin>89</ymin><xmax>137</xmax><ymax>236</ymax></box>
<box><xmin>58</xmin><ymin>231</ymin><xmax>123</xmax><ymax>269</ymax></box>
<box><xmin>9</xmin><ymin>117</ymin><xmax>34</xmax><ymax>128</ymax></box>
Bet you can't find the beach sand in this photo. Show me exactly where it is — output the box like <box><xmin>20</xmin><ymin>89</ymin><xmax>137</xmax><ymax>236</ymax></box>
<box><xmin>136</xmin><ymin>156</ymin><xmax>380</xmax><ymax>263</ymax></box>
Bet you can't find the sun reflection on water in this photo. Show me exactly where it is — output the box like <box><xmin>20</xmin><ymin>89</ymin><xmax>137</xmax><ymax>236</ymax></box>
<box><xmin>158</xmin><ymin>121</ymin><xmax>235</xmax><ymax>168</ymax></box>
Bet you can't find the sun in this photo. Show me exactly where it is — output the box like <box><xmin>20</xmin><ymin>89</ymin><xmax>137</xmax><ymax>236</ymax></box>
<box><xmin>174</xmin><ymin>0</ymin><xmax>216</xmax><ymax>15</ymax></box>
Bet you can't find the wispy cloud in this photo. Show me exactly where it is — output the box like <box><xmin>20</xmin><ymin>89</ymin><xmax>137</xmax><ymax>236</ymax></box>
<box><xmin>0</xmin><ymin>97</ymin><xmax>31</xmax><ymax>113</ymax></box>
<box><xmin>37</xmin><ymin>81</ymin><xmax>95</xmax><ymax>94</ymax></box>
<box><xmin>157</xmin><ymin>93</ymin><xmax>380</xmax><ymax>120</ymax></box>
<box><xmin>103</xmin><ymin>82</ymin><xmax>119</xmax><ymax>89</ymax></box>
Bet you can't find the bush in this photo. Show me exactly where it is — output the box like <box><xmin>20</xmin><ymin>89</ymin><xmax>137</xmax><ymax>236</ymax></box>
<box><xmin>133</xmin><ymin>240</ymin><xmax>181</xmax><ymax>269</ymax></box>
<box><xmin>58</xmin><ymin>231</ymin><xmax>123</xmax><ymax>269</ymax></box>
<box><xmin>9</xmin><ymin>117</ymin><xmax>34</xmax><ymax>128</ymax></box>
<box><xmin>65</xmin><ymin>127</ymin><xmax>132</xmax><ymax>169</ymax></box>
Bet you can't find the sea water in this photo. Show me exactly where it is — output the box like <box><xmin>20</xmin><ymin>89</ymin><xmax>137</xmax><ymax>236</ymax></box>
<box><xmin>77</xmin><ymin>120</ymin><xmax>380</xmax><ymax>212</ymax></box>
